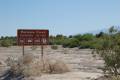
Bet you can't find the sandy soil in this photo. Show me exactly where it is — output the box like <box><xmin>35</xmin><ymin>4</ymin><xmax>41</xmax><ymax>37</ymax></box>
<box><xmin>0</xmin><ymin>46</ymin><xmax>104</xmax><ymax>80</ymax></box>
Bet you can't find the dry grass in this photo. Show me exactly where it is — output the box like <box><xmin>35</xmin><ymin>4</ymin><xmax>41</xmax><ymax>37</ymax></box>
<box><xmin>111</xmin><ymin>75</ymin><xmax>120</xmax><ymax>80</ymax></box>
<box><xmin>22</xmin><ymin>54</ymin><xmax>34</xmax><ymax>64</ymax></box>
<box><xmin>5</xmin><ymin>53</ymin><xmax>70</xmax><ymax>78</ymax></box>
<box><xmin>6</xmin><ymin>54</ymin><xmax>41</xmax><ymax>77</ymax></box>
<box><xmin>36</xmin><ymin>58</ymin><xmax>71</xmax><ymax>74</ymax></box>
<box><xmin>48</xmin><ymin>59</ymin><xmax>70</xmax><ymax>73</ymax></box>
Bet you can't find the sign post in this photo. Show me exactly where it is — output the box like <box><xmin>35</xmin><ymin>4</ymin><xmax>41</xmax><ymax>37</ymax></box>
<box><xmin>17</xmin><ymin>29</ymin><xmax>49</xmax><ymax>58</ymax></box>
<box><xmin>41</xmin><ymin>45</ymin><xmax>44</xmax><ymax>58</ymax></box>
<box><xmin>22</xmin><ymin>45</ymin><xmax>25</xmax><ymax>56</ymax></box>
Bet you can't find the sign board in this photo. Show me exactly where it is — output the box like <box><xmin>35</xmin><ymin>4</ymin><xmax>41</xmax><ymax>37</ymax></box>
<box><xmin>17</xmin><ymin>29</ymin><xmax>49</xmax><ymax>45</ymax></box>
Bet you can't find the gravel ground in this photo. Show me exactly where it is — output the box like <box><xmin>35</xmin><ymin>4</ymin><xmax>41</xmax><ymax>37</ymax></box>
<box><xmin>0</xmin><ymin>46</ymin><xmax>104</xmax><ymax>80</ymax></box>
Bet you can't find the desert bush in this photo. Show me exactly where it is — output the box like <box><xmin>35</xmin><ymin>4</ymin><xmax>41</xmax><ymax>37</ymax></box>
<box><xmin>32</xmin><ymin>58</ymin><xmax>70</xmax><ymax>74</ymax></box>
<box><xmin>5</xmin><ymin>54</ymin><xmax>41</xmax><ymax>77</ymax></box>
<box><xmin>48</xmin><ymin>60</ymin><xmax>70</xmax><ymax>73</ymax></box>
<box><xmin>51</xmin><ymin>45</ymin><xmax>58</xmax><ymax>50</ymax></box>
<box><xmin>22</xmin><ymin>54</ymin><xmax>34</xmax><ymax>64</ymax></box>
<box><xmin>62</xmin><ymin>39</ymin><xmax>71</xmax><ymax>48</ymax></box>
<box><xmin>79</xmin><ymin>41</ymin><xmax>94</xmax><ymax>49</ymax></box>
<box><xmin>54</xmin><ymin>39</ymin><xmax>64</xmax><ymax>45</ymax></box>
<box><xmin>68</xmin><ymin>38</ymin><xmax>79</xmax><ymax>48</ymax></box>
<box><xmin>73</xmin><ymin>34</ymin><xmax>82</xmax><ymax>41</ymax></box>
<box><xmin>0</xmin><ymin>36</ymin><xmax>17</xmax><ymax>46</ymax></box>
<box><xmin>51</xmin><ymin>34</ymin><xmax>67</xmax><ymax>45</ymax></box>
<box><xmin>79</xmin><ymin>39</ymin><xmax>99</xmax><ymax>49</ymax></box>
<box><xmin>83</xmin><ymin>33</ymin><xmax>94</xmax><ymax>41</ymax></box>
<box><xmin>5</xmin><ymin>54</ymin><xmax>70</xmax><ymax>79</ymax></box>
<box><xmin>21</xmin><ymin>54</ymin><xmax>41</xmax><ymax>77</ymax></box>
<box><xmin>0</xmin><ymin>39</ymin><xmax>12</xmax><ymax>47</ymax></box>
<box><xmin>62</xmin><ymin>38</ymin><xmax>79</xmax><ymax>48</ymax></box>
<box><xmin>111</xmin><ymin>75</ymin><xmax>120</xmax><ymax>80</ymax></box>
<box><xmin>93</xmin><ymin>26</ymin><xmax>120</xmax><ymax>76</ymax></box>
<box><xmin>22</xmin><ymin>63</ymin><xmax>41</xmax><ymax>77</ymax></box>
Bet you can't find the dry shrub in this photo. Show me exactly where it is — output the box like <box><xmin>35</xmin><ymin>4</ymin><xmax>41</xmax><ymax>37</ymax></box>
<box><xmin>51</xmin><ymin>45</ymin><xmax>58</xmax><ymax>50</ymax></box>
<box><xmin>5</xmin><ymin>54</ymin><xmax>41</xmax><ymax>77</ymax></box>
<box><xmin>47</xmin><ymin>59</ymin><xmax>70</xmax><ymax>73</ymax></box>
<box><xmin>111</xmin><ymin>75</ymin><xmax>120</xmax><ymax>80</ymax></box>
<box><xmin>22</xmin><ymin>64</ymin><xmax>41</xmax><ymax>77</ymax></box>
<box><xmin>22</xmin><ymin>54</ymin><xmax>34</xmax><ymax>64</ymax></box>
<box><xmin>38</xmin><ymin>58</ymin><xmax>70</xmax><ymax>74</ymax></box>
<box><xmin>5</xmin><ymin>54</ymin><xmax>70</xmax><ymax>78</ymax></box>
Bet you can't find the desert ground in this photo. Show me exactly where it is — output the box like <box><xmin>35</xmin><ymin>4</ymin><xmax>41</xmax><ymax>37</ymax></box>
<box><xmin>0</xmin><ymin>46</ymin><xmax>104</xmax><ymax>80</ymax></box>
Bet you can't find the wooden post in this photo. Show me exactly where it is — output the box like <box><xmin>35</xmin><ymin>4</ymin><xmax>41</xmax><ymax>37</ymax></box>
<box><xmin>41</xmin><ymin>45</ymin><xmax>44</xmax><ymax>58</ymax></box>
<box><xmin>41</xmin><ymin>45</ymin><xmax>45</xmax><ymax>71</ymax></box>
<box><xmin>22</xmin><ymin>45</ymin><xmax>25</xmax><ymax>56</ymax></box>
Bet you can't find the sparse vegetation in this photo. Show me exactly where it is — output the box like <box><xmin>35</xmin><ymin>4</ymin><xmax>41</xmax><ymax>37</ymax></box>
<box><xmin>6</xmin><ymin>54</ymin><xmax>39</xmax><ymax>77</ymax></box>
<box><xmin>0</xmin><ymin>30</ymin><xmax>104</xmax><ymax>49</ymax></box>
<box><xmin>93</xmin><ymin>26</ymin><xmax>120</xmax><ymax>76</ymax></box>
<box><xmin>1</xmin><ymin>26</ymin><xmax>120</xmax><ymax>79</ymax></box>
<box><xmin>111</xmin><ymin>75</ymin><xmax>120</xmax><ymax>80</ymax></box>
<box><xmin>0</xmin><ymin>36</ymin><xmax>16</xmax><ymax>47</ymax></box>
<box><xmin>4</xmin><ymin>53</ymin><xmax>70</xmax><ymax>79</ymax></box>
<box><xmin>0</xmin><ymin>39</ymin><xmax>12</xmax><ymax>47</ymax></box>
<box><xmin>51</xmin><ymin>45</ymin><xmax>58</xmax><ymax>50</ymax></box>
<box><xmin>47</xmin><ymin>59</ymin><xmax>70</xmax><ymax>73</ymax></box>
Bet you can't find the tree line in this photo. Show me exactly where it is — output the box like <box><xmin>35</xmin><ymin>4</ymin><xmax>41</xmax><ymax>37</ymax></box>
<box><xmin>0</xmin><ymin>26</ymin><xmax>118</xmax><ymax>49</ymax></box>
<box><xmin>0</xmin><ymin>31</ymin><xmax>104</xmax><ymax>48</ymax></box>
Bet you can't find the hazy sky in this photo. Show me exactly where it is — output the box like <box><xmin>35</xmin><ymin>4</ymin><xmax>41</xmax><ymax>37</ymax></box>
<box><xmin>0</xmin><ymin>0</ymin><xmax>120</xmax><ymax>36</ymax></box>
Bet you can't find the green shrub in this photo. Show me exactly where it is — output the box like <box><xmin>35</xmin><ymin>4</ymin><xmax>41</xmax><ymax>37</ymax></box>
<box><xmin>79</xmin><ymin>40</ymin><xmax>97</xmax><ymax>49</ymax></box>
<box><xmin>54</xmin><ymin>39</ymin><xmax>64</xmax><ymax>45</ymax></box>
<box><xmin>62</xmin><ymin>38</ymin><xmax>79</xmax><ymax>48</ymax></box>
<box><xmin>81</xmin><ymin>33</ymin><xmax>94</xmax><ymax>41</ymax></box>
<box><xmin>93</xmin><ymin>26</ymin><xmax>120</xmax><ymax>76</ymax></box>
<box><xmin>79</xmin><ymin>41</ymin><xmax>91</xmax><ymax>49</ymax></box>
<box><xmin>62</xmin><ymin>39</ymin><xmax>71</xmax><ymax>48</ymax></box>
<box><xmin>0</xmin><ymin>39</ymin><xmax>12</xmax><ymax>47</ymax></box>
<box><xmin>68</xmin><ymin>38</ymin><xmax>79</xmax><ymax>48</ymax></box>
<box><xmin>51</xmin><ymin>45</ymin><xmax>58</xmax><ymax>50</ymax></box>
<box><xmin>73</xmin><ymin>34</ymin><xmax>82</xmax><ymax>41</ymax></box>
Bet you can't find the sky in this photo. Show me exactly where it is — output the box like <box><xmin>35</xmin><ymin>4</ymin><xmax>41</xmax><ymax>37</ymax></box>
<box><xmin>0</xmin><ymin>0</ymin><xmax>120</xmax><ymax>36</ymax></box>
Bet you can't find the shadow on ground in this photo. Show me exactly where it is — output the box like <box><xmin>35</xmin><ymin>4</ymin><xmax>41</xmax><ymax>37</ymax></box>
<box><xmin>0</xmin><ymin>70</ymin><xmax>24</xmax><ymax>80</ymax></box>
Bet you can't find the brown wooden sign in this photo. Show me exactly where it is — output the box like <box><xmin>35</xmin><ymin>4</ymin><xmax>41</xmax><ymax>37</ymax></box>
<box><xmin>17</xmin><ymin>29</ymin><xmax>49</xmax><ymax>45</ymax></box>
